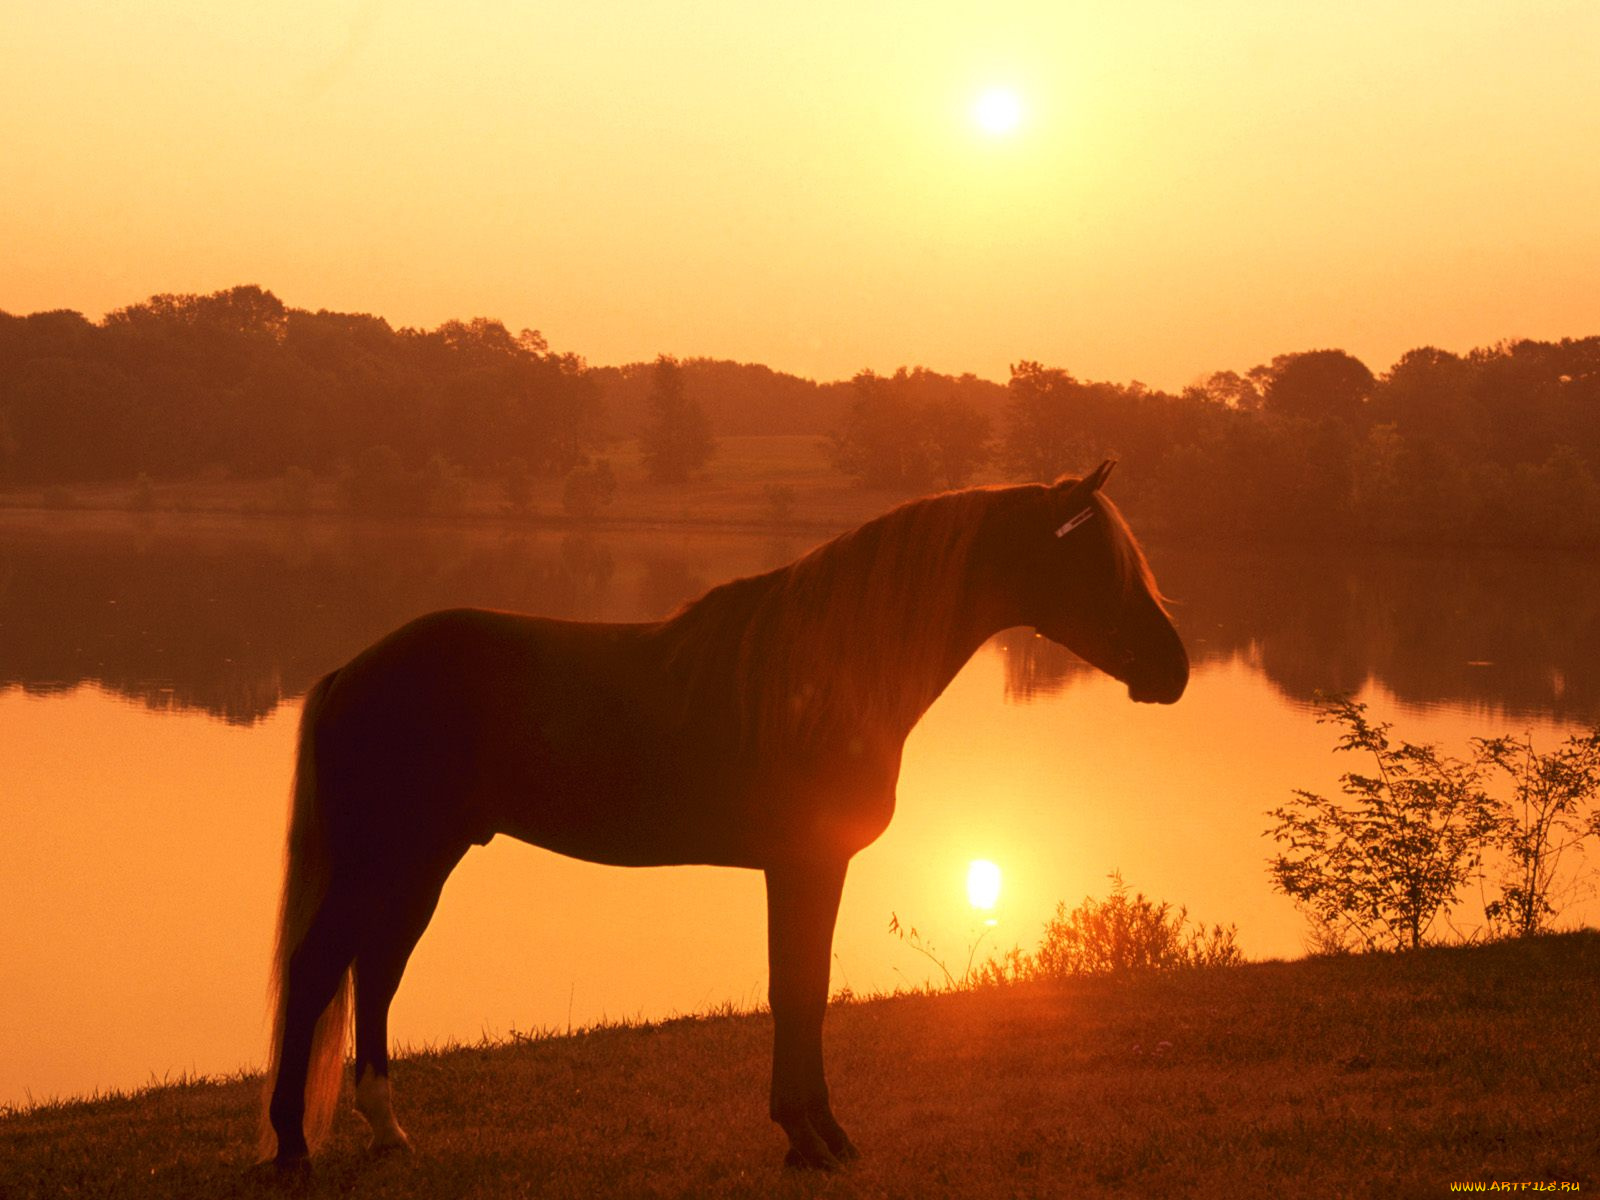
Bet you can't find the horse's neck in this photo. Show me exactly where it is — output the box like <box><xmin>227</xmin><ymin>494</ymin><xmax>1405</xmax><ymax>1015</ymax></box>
<box><xmin>881</xmin><ymin>540</ymin><xmax>1019</xmax><ymax>740</ymax></box>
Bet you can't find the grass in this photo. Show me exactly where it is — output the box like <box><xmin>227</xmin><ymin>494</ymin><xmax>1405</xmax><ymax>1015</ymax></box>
<box><xmin>3</xmin><ymin>933</ymin><xmax>1596</xmax><ymax>1199</ymax></box>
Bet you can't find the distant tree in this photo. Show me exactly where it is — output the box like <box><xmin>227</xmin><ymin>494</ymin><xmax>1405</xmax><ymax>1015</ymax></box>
<box><xmin>1259</xmin><ymin>349</ymin><xmax>1375</xmax><ymax>423</ymax></box>
<box><xmin>563</xmin><ymin>458</ymin><xmax>617</xmax><ymax>521</ymax></box>
<box><xmin>1489</xmin><ymin>446</ymin><xmax>1600</xmax><ymax>548</ymax></box>
<box><xmin>923</xmin><ymin>395</ymin><xmax>993</xmax><ymax>489</ymax></box>
<box><xmin>589</xmin><ymin>357</ymin><xmax>849</xmax><ymax>438</ymax></box>
<box><xmin>1003</xmin><ymin>361</ymin><xmax>1083</xmax><ymax>480</ymax></box>
<box><xmin>1375</xmin><ymin>346</ymin><xmax>1481</xmax><ymax>448</ymax></box>
<box><xmin>1182</xmin><ymin>369</ymin><xmax>1264</xmax><ymax>411</ymax></box>
<box><xmin>829</xmin><ymin>370</ymin><xmax>931</xmax><ymax>489</ymax></box>
<box><xmin>830</xmin><ymin>368</ymin><xmax>991</xmax><ymax>490</ymax></box>
<box><xmin>639</xmin><ymin>355</ymin><xmax>714</xmax><ymax>485</ymax></box>
<box><xmin>502</xmin><ymin>456</ymin><xmax>534</xmax><ymax>514</ymax></box>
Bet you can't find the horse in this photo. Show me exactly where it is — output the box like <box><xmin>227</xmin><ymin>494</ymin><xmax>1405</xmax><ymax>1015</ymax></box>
<box><xmin>258</xmin><ymin>461</ymin><xmax>1188</xmax><ymax>1172</ymax></box>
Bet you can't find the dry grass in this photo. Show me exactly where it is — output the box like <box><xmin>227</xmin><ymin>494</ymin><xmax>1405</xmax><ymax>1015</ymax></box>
<box><xmin>3</xmin><ymin>933</ymin><xmax>1596</xmax><ymax>1198</ymax></box>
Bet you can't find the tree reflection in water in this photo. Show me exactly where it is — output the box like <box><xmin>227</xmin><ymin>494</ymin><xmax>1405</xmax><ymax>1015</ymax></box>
<box><xmin>2</xmin><ymin>519</ymin><xmax>1596</xmax><ymax>724</ymax></box>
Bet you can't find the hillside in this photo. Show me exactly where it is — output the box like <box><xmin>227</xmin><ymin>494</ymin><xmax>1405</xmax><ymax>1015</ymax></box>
<box><xmin>3</xmin><ymin>934</ymin><xmax>1595</xmax><ymax>1198</ymax></box>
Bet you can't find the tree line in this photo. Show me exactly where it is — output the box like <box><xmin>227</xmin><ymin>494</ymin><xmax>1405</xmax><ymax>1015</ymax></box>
<box><xmin>4</xmin><ymin>285</ymin><xmax>1599</xmax><ymax>546</ymax></box>
<box><xmin>0</xmin><ymin>286</ymin><xmax>600</xmax><ymax>484</ymax></box>
<box><xmin>827</xmin><ymin>346</ymin><xmax>1600</xmax><ymax>547</ymax></box>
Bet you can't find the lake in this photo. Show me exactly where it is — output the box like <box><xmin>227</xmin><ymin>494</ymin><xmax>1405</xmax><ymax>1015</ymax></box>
<box><xmin>3</xmin><ymin>511</ymin><xmax>1596</xmax><ymax>1108</ymax></box>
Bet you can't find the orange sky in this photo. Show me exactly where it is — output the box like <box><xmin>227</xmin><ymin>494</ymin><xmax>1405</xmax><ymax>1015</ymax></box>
<box><xmin>4</xmin><ymin>1</ymin><xmax>1598</xmax><ymax>389</ymax></box>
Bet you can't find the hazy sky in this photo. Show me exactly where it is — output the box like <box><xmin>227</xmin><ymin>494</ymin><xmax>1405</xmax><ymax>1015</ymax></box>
<box><xmin>4</xmin><ymin>1</ymin><xmax>1598</xmax><ymax>389</ymax></box>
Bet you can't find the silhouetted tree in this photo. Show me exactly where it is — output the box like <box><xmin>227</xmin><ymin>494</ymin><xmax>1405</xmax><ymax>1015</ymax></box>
<box><xmin>1260</xmin><ymin>349</ymin><xmax>1375</xmax><ymax>422</ymax></box>
<box><xmin>828</xmin><ymin>368</ymin><xmax>991</xmax><ymax>491</ymax></box>
<box><xmin>923</xmin><ymin>395</ymin><xmax>993</xmax><ymax>488</ymax></box>
<box><xmin>639</xmin><ymin>355</ymin><xmax>714</xmax><ymax>485</ymax></box>
<box><xmin>829</xmin><ymin>370</ymin><xmax>930</xmax><ymax>489</ymax></box>
<box><xmin>1182</xmin><ymin>369</ymin><xmax>1264</xmax><ymax>411</ymax></box>
<box><xmin>1375</xmin><ymin>346</ymin><xmax>1483</xmax><ymax>450</ymax></box>
<box><xmin>1002</xmin><ymin>361</ymin><xmax>1083</xmax><ymax>480</ymax></box>
<box><xmin>590</xmin><ymin>357</ymin><xmax>851</xmax><ymax>438</ymax></box>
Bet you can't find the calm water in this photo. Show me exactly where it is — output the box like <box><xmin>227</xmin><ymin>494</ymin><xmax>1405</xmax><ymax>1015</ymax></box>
<box><xmin>3</xmin><ymin>513</ymin><xmax>1597</xmax><ymax>1107</ymax></box>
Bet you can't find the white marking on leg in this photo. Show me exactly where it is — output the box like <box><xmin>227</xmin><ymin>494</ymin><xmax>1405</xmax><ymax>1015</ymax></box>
<box><xmin>355</xmin><ymin>1066</ymin><xmax>411</xmax><ymax>1152</ymax></box>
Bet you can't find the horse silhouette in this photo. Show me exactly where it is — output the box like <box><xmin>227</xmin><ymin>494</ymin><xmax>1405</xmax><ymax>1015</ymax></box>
<box><xmin>259</xmin><ymin>463</ymin><xmax>1188</xmax><ymax>1171</ymax></box>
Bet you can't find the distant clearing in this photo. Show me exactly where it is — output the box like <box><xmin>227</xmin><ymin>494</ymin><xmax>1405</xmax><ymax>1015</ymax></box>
<box><xmin>0</xmin><ymin>435</ymin><xmax>915</xmax><ymax>534</ymax></box>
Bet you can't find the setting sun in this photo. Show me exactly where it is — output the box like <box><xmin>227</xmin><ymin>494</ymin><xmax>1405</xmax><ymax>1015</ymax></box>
<box><xmin>966</xmin><ymin>859</ymin><xmax>1002</xmax><ymax>911</ymax></box>
<box><xmin>972</xmin><ymin>87</ymin><xmax>1024</xmax><ymax>135</ymax></box>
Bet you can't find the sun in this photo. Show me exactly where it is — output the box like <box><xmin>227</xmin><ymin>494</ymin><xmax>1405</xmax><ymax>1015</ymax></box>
<box><xmin>972</xmin><ymin>88</ymin><xmax>1024</xmax><ymax>136</ymax></box>
<box><xmin>967</xmin><ymin>859</ymin><xmax>1002</xmax><ymax>912</ymax></box>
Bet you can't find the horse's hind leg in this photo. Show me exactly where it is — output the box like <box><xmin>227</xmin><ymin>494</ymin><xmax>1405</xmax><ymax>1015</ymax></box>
<box><xmin>352</xmin><ymin>850</ymin><xmax>463</xmax><ymax>1155</ymax></box>
<box><xmin>268</xmin><ymin>891</ymin><xmax>361</xmax><ymax>1165</ymax></box>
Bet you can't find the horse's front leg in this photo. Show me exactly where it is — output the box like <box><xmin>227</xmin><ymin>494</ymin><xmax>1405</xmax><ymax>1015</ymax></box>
<box><xmin>764</xmin><ymin>859</ymin><xmax>858</xmax><ymax>1170</ymax></box>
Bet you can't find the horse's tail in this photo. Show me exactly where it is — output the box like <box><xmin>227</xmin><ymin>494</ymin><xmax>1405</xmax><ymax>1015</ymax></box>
<box><xmin>258</xmin><ymin>670</ymin><xmax>350</xmax><ymax>1160</ymax></box>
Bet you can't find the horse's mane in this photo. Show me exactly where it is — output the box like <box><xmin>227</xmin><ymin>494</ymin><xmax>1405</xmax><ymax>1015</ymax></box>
<box><xmin>653</xmin><ymin>480</ymin><xmax>1166</xmax><ymax>755</ymax></box>
<box><xmin>652</xmin><ymin>487</ymin><xmax>1007</xmax><ymax>754</ymax></box>
<box><xmin>1097</xmin><ymin>492</ymin><xmax>1170</xmax><ymax>614</ymax></box>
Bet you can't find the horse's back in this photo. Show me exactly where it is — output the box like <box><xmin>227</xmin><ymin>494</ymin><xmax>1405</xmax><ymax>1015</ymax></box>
<box><xmin>307</xmin><ymin>608</ymin><xmax>751</xmax><ymax>866</ymax></box>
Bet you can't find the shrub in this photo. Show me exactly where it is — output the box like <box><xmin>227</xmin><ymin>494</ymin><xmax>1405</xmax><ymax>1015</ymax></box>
<box><xmin>1271</xmin><ymin>697</ymin><xmax>1600</xmax><ymax>950</ymax></box>
<box><xmin>1027</xmin><ymin>872</ymin><xmax>1242</xmax><ymax>976</ymax></box>
<box><xmin>1475</xmin><ymin>729</ymin><xmax>1600</xmax><ymax>938</ymax></box>
<box><xmin>898</xmin><ymin>873</ymin><xmax>1242</xmax><ymax>990</ymax></box>
<box><xmin>1268</xmin><ymin>696</ymin><xmax>1500</xmax><ymax>951</ymax></box>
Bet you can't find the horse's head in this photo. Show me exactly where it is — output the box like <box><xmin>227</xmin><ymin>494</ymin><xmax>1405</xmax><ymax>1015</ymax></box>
<box><xmin>1015</xmin><ymin>463</ymin><xmax>1188</xmax><ymax>704</ymax></box>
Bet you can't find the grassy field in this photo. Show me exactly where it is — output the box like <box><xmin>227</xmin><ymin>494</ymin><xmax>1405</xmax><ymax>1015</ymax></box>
<box><xmin>3</xmin><ymin>933</ymin><xmax>1595</xmax><ymax>1199</ymax></box>
<box><xmin>0</xmin><ymin>436</ymin><xmax>921</xmax><ymax>535</ymax></box>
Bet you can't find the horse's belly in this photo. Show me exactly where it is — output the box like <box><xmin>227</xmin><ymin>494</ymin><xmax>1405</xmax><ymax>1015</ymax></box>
<box><xmin>482</xmin><ymin>734</ymin><xmax>762</xmax><ymax>868</ymax></box>
<box><xmin>490</xmin><ymin>786</ymin><xmax>758</xmax><ymax>869</ymax></box>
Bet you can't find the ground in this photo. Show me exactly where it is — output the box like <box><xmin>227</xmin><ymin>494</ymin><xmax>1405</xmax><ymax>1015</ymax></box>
<box><xmin>3</xmin><ymin>933</ymin><xmax>1595</xmax><ymax>1199</ymax></box>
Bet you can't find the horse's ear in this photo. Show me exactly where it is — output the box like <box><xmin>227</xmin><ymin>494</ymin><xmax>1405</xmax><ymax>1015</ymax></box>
<box><xmin>1085</xmin><ymin>459</ymin><xmax>1116</xmax><ymax>491</ymax></box>
<box><xmin>1052</xmin><ymin>460</ymin><xmax>1117</xmax><ymax>493</ymax></box>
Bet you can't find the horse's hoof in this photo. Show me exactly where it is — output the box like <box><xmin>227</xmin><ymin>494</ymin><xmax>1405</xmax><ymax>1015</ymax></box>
<box><xmin>367</xmin><ymin>1135</ymin><xmax>414</xmax><ymax>1158</ymax></box>
<box><xmin>783</xmin><ymin>1146</ymin><xmax>843</xmax><ymax>1172</ymax></box>
<box><xmin>245</xmin><ymin>1155</ymin><xmax>310</xmax><ymax>1187</ymax></box>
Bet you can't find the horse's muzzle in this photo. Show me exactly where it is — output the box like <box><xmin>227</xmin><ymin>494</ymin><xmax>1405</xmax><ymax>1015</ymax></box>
<box><xmin>1125</xmin><ymin>647</ymin><xmax>1189</xmax><ymax>705</ymax></box>
<box><xmin>1128</xmin><ymin>673</ymin><xmax>1187</xmax><ymax>704</ymax></box>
